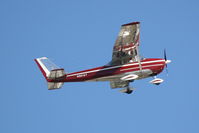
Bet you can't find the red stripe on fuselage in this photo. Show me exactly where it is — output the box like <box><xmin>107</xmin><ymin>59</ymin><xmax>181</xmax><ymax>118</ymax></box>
<box><xmin>51</xmin><ymin>58</ymin><xmax>165</xmax><ymax>82</ymax></box>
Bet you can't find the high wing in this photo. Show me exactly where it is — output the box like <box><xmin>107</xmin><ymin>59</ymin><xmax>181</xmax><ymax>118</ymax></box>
<box><xmin>110</xmin><ymin>22</ymin><xmax>141</xmax><ymax>66</ymax></box>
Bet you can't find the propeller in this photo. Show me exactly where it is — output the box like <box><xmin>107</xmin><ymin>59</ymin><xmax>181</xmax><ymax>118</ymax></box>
<box><xmin>164</xmin><ymin>49</ymin><xmax>171</xmax><ymax>75</ymax></box>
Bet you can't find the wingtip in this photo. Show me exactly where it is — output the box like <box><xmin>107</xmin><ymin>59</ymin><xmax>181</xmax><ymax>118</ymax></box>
<box><xmin>122</xmin><ymin>22</ymin><xmax>140</xmax><ymax>26</ymax></box>
<box><xmin>34</xmin><ymin>57</ymin><xmax>48</xmax><ymax>60</ymax></box>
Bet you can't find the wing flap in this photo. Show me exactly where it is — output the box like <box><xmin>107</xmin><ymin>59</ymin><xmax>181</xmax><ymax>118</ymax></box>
<box><xmin>110</xmin><ymin>80</ymin><xmax>129</xmax><ymax>89</ymax></box>
<box><xmin>48</xmin><ymin>82</ymin><xmax>63</xmax><ymax>90</ymax></box>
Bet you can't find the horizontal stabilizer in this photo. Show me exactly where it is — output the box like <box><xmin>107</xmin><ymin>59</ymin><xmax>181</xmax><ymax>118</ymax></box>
<box><xmin>48</xmin><ymin>82</ymin><xmax>63</xmax><ymax>90</ymax></box>
<box><xmin>48</xmin><ymin>69</ymin><xmax>65</xmax><ymax>90</ymax></box>
<box><xmin>48</xmin><ymin>69</ymin><xmax>65</xmax><ymax>80</ymax></box>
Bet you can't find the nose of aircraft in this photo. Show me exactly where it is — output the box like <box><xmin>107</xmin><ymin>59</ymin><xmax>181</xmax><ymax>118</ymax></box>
<box><xmin>165</xmin><ymin>60</ymin><xmax>171</xmax><ymax>64</ymax></box>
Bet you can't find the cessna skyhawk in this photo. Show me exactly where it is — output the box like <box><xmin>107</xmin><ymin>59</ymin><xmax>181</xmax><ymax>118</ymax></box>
<box><xmin>35</xmin><ymin>22</ymin><xmax>171</xmax><ymax>94</ymax></box>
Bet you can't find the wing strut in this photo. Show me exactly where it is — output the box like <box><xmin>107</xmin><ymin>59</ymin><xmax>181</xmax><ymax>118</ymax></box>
<box><xmin>136</xmin><ymin>45</ymin><xmax>143</xmax><ymax>76</ymax></box>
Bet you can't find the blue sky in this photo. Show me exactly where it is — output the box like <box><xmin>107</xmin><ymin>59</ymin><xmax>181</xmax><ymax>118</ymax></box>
<box><xmin>1</xmin><ymin>0</ymin><xmax>199</xmax><ymax>133</ymax></box>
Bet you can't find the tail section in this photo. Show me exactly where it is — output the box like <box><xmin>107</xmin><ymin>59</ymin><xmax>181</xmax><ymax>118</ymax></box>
<box><xmin>48</xmin><ymin>82</ymin><xmax>64</xmax><ymax>90</ymax></box>
<box><xmin>34</xmin><ymin>57</ymin><xmax>66</xmax><ymax>90</ymax></box>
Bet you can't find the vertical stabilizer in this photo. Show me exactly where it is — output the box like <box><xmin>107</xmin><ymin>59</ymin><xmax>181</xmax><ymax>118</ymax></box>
<box><xmin>34</xmin><ymin>57</ymin><xmax>65</xmax><ymax>90</ymax></box>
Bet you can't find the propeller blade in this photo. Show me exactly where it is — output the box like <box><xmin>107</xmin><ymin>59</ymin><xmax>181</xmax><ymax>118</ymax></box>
<box><xmin>164</xmin><ymin>49</ymin><xmax>167</xmax><ymax>61</ymax></box>
<box><xmin>166</xmin><ymin>66</ymin><xmax>168</xmax><ymax>76</ymax></box>
<box><xmin>164</xmin><ymin>49</ymin><xmax>168</xmax><ymax>76</ymax></box>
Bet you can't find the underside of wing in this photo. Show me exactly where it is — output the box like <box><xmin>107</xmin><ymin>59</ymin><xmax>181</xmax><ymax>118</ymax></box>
<box><xmin>110</xmin><ymin>73</ymin><xmax>138</xmax><ymax>89</ymax></box>
<box><xmin>110</xmin><ymin>22</ymin><xmax>141</xmax><ymax>66</ymax></box>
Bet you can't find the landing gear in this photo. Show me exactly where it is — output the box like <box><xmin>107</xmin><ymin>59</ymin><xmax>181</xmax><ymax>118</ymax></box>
<box><xmin>126</xmin><ymin>88</ymin><xmax>133</xmax><ymax>94</ymax></box>
<box><xmin>119</xmin><ymin>87</ymin><xmax>135</xmax><ymax>94</ymax></box>
<box><xmin>154</xmin><ymin>83</ymin><xmax>160</xmax><ymax>85</ymax></box>
<box><xmin>149</xmin><ymin>77</ymin><xmax>164</xmax><ymax>85</ymax></box>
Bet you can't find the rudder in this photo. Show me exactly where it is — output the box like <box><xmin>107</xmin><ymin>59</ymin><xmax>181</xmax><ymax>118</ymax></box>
<box><xmin>34</xmin><ymin>57</ymin><xmax>66</xmax><ymax>90</ymax></box>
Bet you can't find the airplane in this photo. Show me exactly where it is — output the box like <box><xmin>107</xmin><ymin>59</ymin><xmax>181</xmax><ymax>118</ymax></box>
<box><xmin>34</xmin><ymin>22</ymin><xmax>171</xmax><ymax>94</ymax></box>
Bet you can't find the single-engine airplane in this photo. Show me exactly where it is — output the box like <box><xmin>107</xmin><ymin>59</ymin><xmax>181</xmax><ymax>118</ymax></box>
<box><xmin>35</xmin><ymin>22</ymin><xmax>171</xmax><ymax>94</ymax></box>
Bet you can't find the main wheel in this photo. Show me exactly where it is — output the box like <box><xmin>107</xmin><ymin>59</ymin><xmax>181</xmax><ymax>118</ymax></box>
<box><xmin>126</xmin><ymin>89</ymin><xmax>133</xmax><ymax>94</ymax></box>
